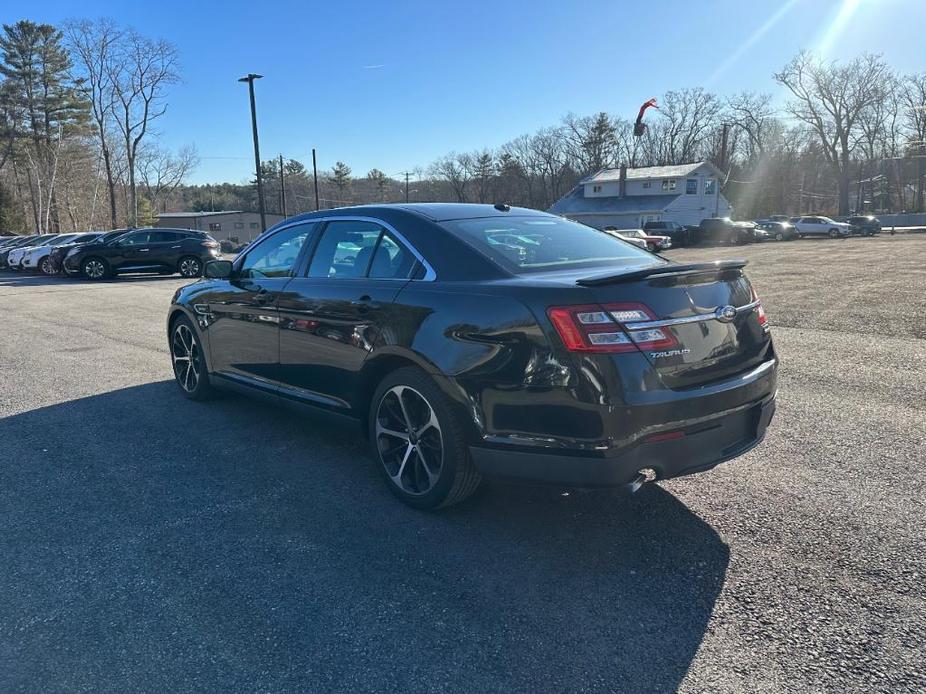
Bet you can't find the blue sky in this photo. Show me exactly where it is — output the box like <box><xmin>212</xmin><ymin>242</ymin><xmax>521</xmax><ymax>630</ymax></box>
<box><xmin>4</xmin><ymin>0</ymin><xmax>923</xmax><ymax>184</ymax></box>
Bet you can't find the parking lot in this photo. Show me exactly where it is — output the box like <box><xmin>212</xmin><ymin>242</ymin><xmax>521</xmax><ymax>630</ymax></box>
<box><xmin>1</xmin><ymin>235</ymin><xmax>924</xmax><ymax>692</ymax></box>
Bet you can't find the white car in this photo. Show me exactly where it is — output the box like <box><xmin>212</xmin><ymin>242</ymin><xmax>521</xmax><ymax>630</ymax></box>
<box><xmin>6</xmin><ymin>234</ymin><xmax>79</xmax><ymax>270</ymax></box>
<box><xmin>601</xmin><ymin>228</ymin><xmax>649</xmax><ymax>250</ymax></box>
<box><xmin>791</xmin><ymin>216</ymin><xmax>851</xmax><ymax>239</ymax></box>
<box><xmin>20</xmin><ymin>232</ymin><xmax>101</xmax><ymax>274</ymax></box>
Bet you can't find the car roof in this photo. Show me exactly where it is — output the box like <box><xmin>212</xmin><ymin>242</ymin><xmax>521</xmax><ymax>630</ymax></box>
<box><xmin>280</xmin><ymin>203</ymin><xmax>551</xmax><ymax>225</ymax></box>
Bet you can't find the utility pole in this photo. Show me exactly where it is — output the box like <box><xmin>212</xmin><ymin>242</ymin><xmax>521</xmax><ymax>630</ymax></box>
<box><xmin>278</xmin><ymin>154</ymin><xmax>287</xmax><ymax>217</ymax></box>
<box><xmin>312</xmin><ymin>148</ymin><xmax>320</xmax><ymax>211</ymax></box>
<box><xmin>238</xmin><ymin>73</ymin><xmax>267</xmax><ymax>233</ymax></box>
<box><xmin>404</xmin><ymin>171</ymin><xmax>411</xmax><ymax>203</ymax></box>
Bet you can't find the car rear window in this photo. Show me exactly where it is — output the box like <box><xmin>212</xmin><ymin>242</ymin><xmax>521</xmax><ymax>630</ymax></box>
<box><xmin>441</xmin><ymin>216</ymin><xmax>661</xmax><ymax>274</ymax></box>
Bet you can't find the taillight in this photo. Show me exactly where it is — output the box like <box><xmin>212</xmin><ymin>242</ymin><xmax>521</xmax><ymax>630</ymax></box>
<box><xmin>547</xmin><ymin>303</ymin><xmax>677</xmax><ymax>354</ymax></box>
<box><xmin>750</xmin><ymin>286</ymin><xmax>769</xmax><ymax>330</ymax></box>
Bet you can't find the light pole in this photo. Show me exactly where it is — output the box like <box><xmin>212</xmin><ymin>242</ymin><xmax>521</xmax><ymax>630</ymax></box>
<box><xmin>238</xmin><ymin>73</ymin><xmax>266</xmax><ymax>233</ymax></box>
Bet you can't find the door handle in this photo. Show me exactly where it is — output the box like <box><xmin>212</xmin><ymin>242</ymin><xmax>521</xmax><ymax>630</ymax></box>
<box><xmin>351</xmin><ymin>295</ymin><xmax>381</xmax><ymax>310</ymax></box>
<box><xmin>171</xmin><ymin>245</ymin><xmax>181</xmax><ymax>249</ymax></box>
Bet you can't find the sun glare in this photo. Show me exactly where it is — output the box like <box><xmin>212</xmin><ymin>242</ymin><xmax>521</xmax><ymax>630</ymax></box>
<box><xmin>815</xmin><ymin>0</ymin><xmax>866</xmax><ymax>56</ymax></box>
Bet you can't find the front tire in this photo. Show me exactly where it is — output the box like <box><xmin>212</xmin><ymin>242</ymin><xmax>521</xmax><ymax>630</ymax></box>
<box><xmin>370</xmin><ymin>367</ymin><xmax>481</xmax><ymax>510</ymax></box>
<box><xmin>829</xmin><ymin>228</ymin><xmax>840</xmax><ymax>239</ymax></box>
<box><xmin>178</xmin><ymin>256</ymin><xmax>203</xmax><ymax>278</ymax></box>
<box><xmin>82</xmin><ymin>257</ymin><xmax>109</xmax><ymax>281</ymax></box>
<box><xmin>170</xmin><ymin>316</ymin><xmax>213</xmax><ymax>400</ymax></box>
<box><xmin>39</xmin><ymin>256</ymin><xmax>54</xmax><ymax>275</ymax></box>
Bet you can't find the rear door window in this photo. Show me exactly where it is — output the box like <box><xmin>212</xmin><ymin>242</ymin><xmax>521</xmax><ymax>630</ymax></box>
<box><xmin>307</xmin><ymin>221</ymin><xmax>383</xmax><ymax>278</ymax></box>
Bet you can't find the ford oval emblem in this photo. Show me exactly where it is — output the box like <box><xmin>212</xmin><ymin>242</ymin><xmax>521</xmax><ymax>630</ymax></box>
<box><xmin>716</xmin><ymin>305</ymin><xmax>737</xmax><ymax>322</ymax></box>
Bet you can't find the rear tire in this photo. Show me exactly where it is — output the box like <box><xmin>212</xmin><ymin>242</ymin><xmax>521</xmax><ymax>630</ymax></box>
<box><xmin>370</xmin><ymin>367</ymin><xmax>481</xmax><ymax>510</ymax></box>
<box><xmin>82</xmin><ymin>257</ymin><xmax>109</xmax><ymax>281</ymax></box>
<box><xmin>169</xmin><ymin>315</ymin><xmax>214</xmax><ymax>400</ymax></box>
<box><xmin>39</xmin><ymin>256</ymin><xmax>54</xmax><ymax>275</ymax></box>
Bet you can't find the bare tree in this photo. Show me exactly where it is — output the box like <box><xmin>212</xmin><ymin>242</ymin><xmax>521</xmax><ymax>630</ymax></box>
<box><xmin>137</xmin><ymin>142</ymin><xmax>198</xmax><ymax>210</ymax></box>
<box><xmin>727</xmin><ymin>92</ymin><xmax>776</xmax><ymax>161</ymax></box>
<box><xmin>429</xmin><ymin>152</ymin><xmax>471</xmax><ymax>202</ymax></box>
<box><xmin>107</xmin><ymin>29</ymin><xmax>179</xmax><ymax>226</ymax></box>
<box><xmin>66</xmin><ymin>19</ymin><xmax>122</xmax><ymax>229</ymax></box>
<box><xmin>775</xmin><ymin>51</ymin><xmax>891</xmax><ymax>215</ymax></box>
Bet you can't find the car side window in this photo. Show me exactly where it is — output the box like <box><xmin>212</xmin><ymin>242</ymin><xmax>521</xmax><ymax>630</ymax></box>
<box><xmin>148</xmin><ymin>231</ymin><xmax>179</xmax><ymax>243</ymax></box>
<box><xmin>307</xmin><ymin>221</ymin><xmax>383</xmax><ymax>278</ymax></box>
<box><xmin>119</xmin><ymin>232</ymin><xmax>151</xmax><ymax>246</ymax></box>
<box><xmin>240</xmin><ymin>223</ymin><xmax>315</xmax><ymax>279</ymax></box>
<box><xmin>368</xmin><ymin>232</ymin><xmax>417</xmax><ymax>279</ymax></box>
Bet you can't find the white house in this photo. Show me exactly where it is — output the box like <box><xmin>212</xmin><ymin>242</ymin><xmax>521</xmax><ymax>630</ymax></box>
<box><xmin>548</xmin><ymin>162</ymin><xmax>732</xmax><ymax>229</ymax></box>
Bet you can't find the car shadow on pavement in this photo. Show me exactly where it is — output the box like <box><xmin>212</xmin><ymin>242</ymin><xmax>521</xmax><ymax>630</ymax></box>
<box><xmin>0</xmin><ymin>381</ymin><xmax>729</xmax><ymax>693</ymax></box>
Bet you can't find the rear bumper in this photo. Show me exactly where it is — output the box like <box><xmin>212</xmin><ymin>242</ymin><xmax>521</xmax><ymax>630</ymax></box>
<box><xmin>470</xmin><ymin>394</ymin><xmax>775</xmax><ymax>487</ymax></box>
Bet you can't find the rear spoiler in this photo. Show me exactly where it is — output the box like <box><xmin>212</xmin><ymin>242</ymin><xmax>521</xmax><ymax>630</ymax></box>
<box><xmin>577</xmin><ymin>259</ymin><xmax>748</xmax><ymax>286</ymax></box>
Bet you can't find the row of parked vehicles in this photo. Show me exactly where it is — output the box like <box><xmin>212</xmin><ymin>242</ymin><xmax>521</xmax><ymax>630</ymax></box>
<box><xmin>0</xmin><ymin>228</ymin><xmax>222</xmax><ymax>279</ymax></box>
<box><xmin>629</xmin><ymin>214</ymin><xmax>883</xmax><ymax>249</ymax></box>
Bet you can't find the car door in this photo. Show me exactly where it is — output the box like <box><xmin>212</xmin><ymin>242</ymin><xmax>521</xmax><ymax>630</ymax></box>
<box><xmin>205</xmin><ymin>222</ymin><xmax>317</xmax><ymax>389</ymax></box>
<box><xmin>110</xmin><ymin>231</ymin><xmax>156</xmax><ymax>270</ymax></box>
<box><xmin>277</xmin><ymin>218</ymin><xmax>424</xmax><ymax>413</ymax></box>
<box><xmin>146</xmin><ymin>230</ymin><xmax>184</xmax><ymax>269</ymax></box>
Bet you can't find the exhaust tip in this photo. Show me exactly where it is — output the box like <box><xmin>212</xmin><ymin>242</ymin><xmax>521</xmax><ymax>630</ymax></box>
<box><xmin>628</xmin><ymin>467</ymin><xmax>658</xmax><ymax>493</ymax></box>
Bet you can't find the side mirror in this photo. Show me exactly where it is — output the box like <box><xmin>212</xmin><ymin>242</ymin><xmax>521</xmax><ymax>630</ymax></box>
<box><xmin>204</xmin><ymin>259</ymin><xmax>234</xmax><ymax>279</ymax></box>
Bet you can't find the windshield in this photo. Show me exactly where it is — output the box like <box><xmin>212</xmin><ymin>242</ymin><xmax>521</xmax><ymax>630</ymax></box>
<box><xmin>621</xmin><ymin>230</ymin><xmax>645</xmax><ymax>239</ymax></box>
<box><xmin>442</xmin><ymin>216</ymin><xmax>662</xmax><ymax>274</ymax></box>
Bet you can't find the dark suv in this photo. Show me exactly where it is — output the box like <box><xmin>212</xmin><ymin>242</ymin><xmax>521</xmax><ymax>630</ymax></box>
<box><xmin>697</xmin><ymin>218</ymin><xmax>757</xmax><ymax>245</ymax></box>
<box><xmin>847</xmin><ymin>215</ymin><xmax>881</xmax><ymax>236</ymax></box>
<box><xmin>62</xmin><ymin>228</ymin><xmax>221</xmax><ymax>280</ymax></box>
<box><xmin>642</xmin><ymin>220</ymin><xmax>692</xmax><ymax>247</ymax></box>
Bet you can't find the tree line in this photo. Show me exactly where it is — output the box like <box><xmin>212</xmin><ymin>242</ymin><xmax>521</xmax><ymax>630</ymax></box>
<box><xmin>1</xmin><ymin>18</ymin><xmax>924</xmax><ymax>234</ymax></box>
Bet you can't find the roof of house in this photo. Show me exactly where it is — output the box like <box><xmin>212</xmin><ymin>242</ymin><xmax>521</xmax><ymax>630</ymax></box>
<box><xmin>158</xmin><ymin>211</ymin><xmax>246</xmax><ymax>218</ymax></box>
<box><xmin>548</xmin><ymin>189</ymin><xmax>680</xmax><ymax>216</ymax></box>
<box><xmin>585</xmin><ymin>161</ymin><xmax>721</xmax><ymax>184</ymax></box>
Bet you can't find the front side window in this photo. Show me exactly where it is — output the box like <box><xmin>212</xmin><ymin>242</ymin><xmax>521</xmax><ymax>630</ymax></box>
<box><xmin>240</xmin><ymin>223</ymin><xmax>315</xmax><ymax>279</ymax></box>
<box><xmin>443</xmin><ymin>216</ymin><xmax>661</xmax><ymax>274</ymax></box>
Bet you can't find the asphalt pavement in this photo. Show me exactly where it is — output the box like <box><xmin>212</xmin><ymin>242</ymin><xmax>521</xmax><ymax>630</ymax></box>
<box><xmin>0</xmin><ymin>235</ymin><xmax>924</xmax><ymax>693</ymax></box>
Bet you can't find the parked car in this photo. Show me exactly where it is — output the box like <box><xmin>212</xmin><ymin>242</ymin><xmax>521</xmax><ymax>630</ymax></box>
<box><xmin>0</xmin><ymin>235</ymin><xmax>58</xmax><ymax>269</ymax></box>
<box><xmin>601</xmin><ymin>227</ymin><xmax>648</xmax><ymax>250</ymax></box>
<box><xmin>22</xmin><ymin>232</ymin><xmax>106</xmax><ymax>274</ymax></box>
<box><xmin>614</xmin><ymin>228</ymin><xmax>672</xmax><ymax>252</ymax></box>
<box><xmin>697</xmin><ymin>218</ymin><xmax>757</xmax><ymax>245</ymax></box>
<box><xmin>767</xmin><ymin>214</ymin><xmax>791</xmax><ymax>223</ymax></box>
<box><xmin>63</xmin><ymin>228</ymin><xmax>221</xmax><ymax>280</ymax></box>
<box><xmin>755</xmin><ymin>221</ymin><xmax>798</xmax><ymax>241</ymax></box>
<box><xmin>47</xmin><ymin>230</ymin><xmax>127</xmax><ymax>275</ymax></box>
<box><xmin>847</xmin><ymin>215</ymin><xmax>881</xmax><ymax>236</ymax></box>
<box><xmin>167</xmin><ymin>204</ymin><xmax>777</xmax><ymax>509</ymax></box>
<box><xmin>791</xmin><ymin>216</ymin><xmax>851</xmax><ymax>239</ymax></box>
<box><xmin>642</xmin><ymin>220</ymin><xmax>692</xmax><ymax>247</ymax></box>
<box><xmin>14</xmin><ymin>233</ymin><xmax>82</xmax><ymax>272</ymax></box>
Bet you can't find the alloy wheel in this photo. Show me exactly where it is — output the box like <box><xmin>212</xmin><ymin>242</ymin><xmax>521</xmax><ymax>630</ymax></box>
<box><xmin>179</xmin><ymin>258</ymin><xmax>201</xmax><ymax>277</ymax></box>
<box><xmin>375</xmin><ymin>385</ymin><xmax>444</xmax><ymax>496</ymax></box>
<box><xmin>84</xmin><ymin>259</ymin><xmax>106</xmax><ymax>280</ymax></box>
<box><xmin>171</xmin><ymin>323</ymin><xmax>201</xmax><ymax>393</ymax></box>
<box><xmin>40</xmin><ymin>257</ymin><xmax>53</xmax><ymax>275</ymax></box>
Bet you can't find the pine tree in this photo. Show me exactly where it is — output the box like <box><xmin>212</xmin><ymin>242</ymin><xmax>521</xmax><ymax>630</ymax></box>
<box><xmin>367</xmin><ymin>168</ymin><xmax>387</xmax><ymax>201</ymax></box>
<box><xmin>331</xmin><ymin>161</ymin><xmax>352</xmax><ymax>204</ymax></box>
<box><xmin>0</xmin><ymin>21</ymin><xmax>89</xmax><ymax>232</ymax></box>
<box><xmin>136</xmin><ymin>196</ymin><xmax>158</xmax><ymax>226</ymax></box>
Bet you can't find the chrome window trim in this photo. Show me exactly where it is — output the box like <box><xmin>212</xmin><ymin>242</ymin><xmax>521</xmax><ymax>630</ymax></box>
<box><xmin>240</xmin><ymin>215</ymin><xmax>436</xmax><ymax>281</ymax></box>
<box><xmin>623</xmin><ymin>299</ymin><xmax>761</xmax><ymax>331</ymax></box>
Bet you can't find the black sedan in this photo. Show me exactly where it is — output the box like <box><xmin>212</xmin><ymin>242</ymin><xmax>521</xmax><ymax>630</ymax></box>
<box><xmin>756</xmin><ymin>221</ymin><xmax>798</xmax><ymax>241</ymax></box>
<box><xmin>847</xmin><ymin>215</ymin><xmax>881</xmax><ymax>236</ymax></box>
<box><xmin>168</xmin><ymin>204</ymin><xmax>777</xmax><ymax>509</ymax></box>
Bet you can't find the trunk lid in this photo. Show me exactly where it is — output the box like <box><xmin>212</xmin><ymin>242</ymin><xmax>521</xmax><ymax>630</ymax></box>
<box><xmin>577</xmin><ymin>262</ymin><xmax>771</xmax><ymax>389</ymax></box>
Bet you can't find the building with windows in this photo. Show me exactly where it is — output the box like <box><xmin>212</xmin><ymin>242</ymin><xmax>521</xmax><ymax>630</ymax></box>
<box><xmin>156</xmin><ymin>211</ymin><xmax>285</xmax><ymax>243</ymax></box>
<box><xmin>548</xmin><ymin>162</ymin><xmax>732</xmax><ymax>229</ymax></box>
